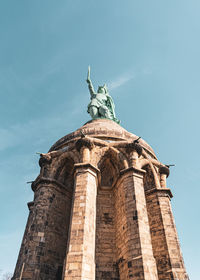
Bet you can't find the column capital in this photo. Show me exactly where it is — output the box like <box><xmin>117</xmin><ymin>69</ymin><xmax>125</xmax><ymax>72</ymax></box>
<box><xmin>31</xmin><ymin>177</ymin><xmax>73</xmax><ymax>197</ymax></box>
<box><xmin>27</xmin><ymin>201</ymin><xmax>34</xmax><ymax>211</ymax></box>
<box><xmin>146</xmin><ymin>188</ymin><xmax>173</xmax><ymax>199</ymax></box>
<box><xmin>74</xmin><ymin>162</ymin><xmax>100</xmax><ymax>176</ymax></box>
<box><xmin>75</xmin><ymin>137</ymin><xmax>94</xmax><ymax>152</ymax></box>
<box><xmin>159</xmin><ymin>165</ymin><xmax>170</xmax><ymax>177</ymax></box>
<box><xmin>125</xmin><ymin>142</ymin><xmax>143</xmax><ymax>156</ymax></box>
<box><xmin>120</xmin><ymin>166</ymin><xmax>146</xmax><ymax>178</ymax></box>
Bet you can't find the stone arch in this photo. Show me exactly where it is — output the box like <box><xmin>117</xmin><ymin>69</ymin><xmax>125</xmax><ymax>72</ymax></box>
<box><xmin>45</xmin><ymin>155</ymin><xmax>75</xmax><ymax>278</ymax></box>
<box><xmin>95</xmin><ymin>149</ymin><xmax>120</xmax><ymax>279</ymax></box>
<box><xmin>140</xmin><ymin>154</ymin><xmax>161</xmax><ymax>189</ymax></box>
<box><xmin>53</xmin><ymin>150</ymin><xmax>79</xmax><ymax>169</ymax></box>
<box><xmin>25</xmin><ymin>155</ymin><xmax>75</xmax><ymax>280</ymax></box>
<box><xmin>99</xmin><ymin>158</ymin><xmax>116</xmax><ymax>188</ymax></box>
<box><xmin>143</xmin><ymin>164</ymin><xmax>156</xmax><ymax>192</ymax></box>
<box><xmin>54</xmin><ymin>157</ymin><xmax>75</xmax><ymax>190</ymax></box>
<box><xmin>97</xmin><ymin>149</ymin><xmax>120</xmax><ymax>189</ymax></box>
<box><xmin>48</xmin><ymin>149</ymin><xmax>79</xmax><ymax>181</ymax></box>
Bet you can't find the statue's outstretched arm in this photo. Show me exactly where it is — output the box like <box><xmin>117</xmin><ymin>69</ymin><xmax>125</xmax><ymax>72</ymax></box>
<box><xmin>86</xmin><ymin>66</ymin><xmax>95</xmax><ymax>95</ymax></box>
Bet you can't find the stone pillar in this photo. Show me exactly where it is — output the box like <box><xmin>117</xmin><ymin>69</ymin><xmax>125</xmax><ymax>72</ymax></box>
<box><xmin>159</xmin><ymin>166</ymin><xmax>170</xmax><ymax>188</ymax></box>
<box><xmin>12</xmin><ymin>202</ymin><xmax>34</xmax><ymax>280</ymax></box>
<box><xmin>146</xmin><ymin>188</ymin><xmax>189</xmax><ymax>280</ymax></box>
<box><xmin>114</xmin><ymin>167</ymin><xmax>158</xmax><ymax>280</ymax></box>
<box><xmin>63</xmin><ymin>163</ymin><xmax>98</xmax><ymax>280</ymax></box>
<box><xmin>12</xmin><ymin>179</ymin><xmax>72</xmax><ymax>280</ymax></box>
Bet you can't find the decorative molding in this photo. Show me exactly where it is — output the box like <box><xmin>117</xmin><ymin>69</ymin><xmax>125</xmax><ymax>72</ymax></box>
<box><xmin>31</xmin><ymin>177</ymin><xmax>73</xmax><ymax>196</ymax></box>
<box><xmin>27</xmin><ymin>201</ymin><xmax>34</xmax><ymax>211</ymax></box>
<box><xmin>125</xmin><ymin>142</ymin><xmax>143</xmax><ymax>156</ymax></box>
<box><xmin>75</xmin><ymin>137</ymin><xmax>94</xmax><ymax>152</ymax></box>
<box><xmin>146</xmin><ymin>188</ymin><xmax>173</xmax><ymax>199</ymax></box>
<box><xmin>38</xmin><ymin>154</ymin><xmax>52</xmax><ymax>167</ymax></box>
<box><xmin>74</xmin><ymin>162</ymin><xmax>100</xmax><ymax>174</ymax></box>
<box><xmin>120</xmin><ymin>166</ymin><xmax>146</xmax><ymax>177</ymax></box>
<box><xmin>159</xmin><ymin>166</ymin><xmax>170</xmax><ymax>177</ymax></box>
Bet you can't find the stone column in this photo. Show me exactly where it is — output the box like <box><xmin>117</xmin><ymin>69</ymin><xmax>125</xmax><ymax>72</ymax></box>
<box><xmin>63</xmin><ymin>163</ymin><xmax>99</xmax><ymax>280</ymax></box>
<box><xmin>12</xmin><ymin>179</ymin><xmax>73</xmax><ymax>280</ymax></box>
<box><xmin>12</xmin><ymin>202</ymin><xmax>34</xmax><ymax>280</ymax></box>
<box><xmin>114</xmin><ymin>167</ymin><xmax>158</xmax><ymax>280</ymax></box>
<box><xmin>159</xmin><ymin>166</ymin><xmax>170</xmax><ymax>188</ymax></box>
<box><xmin>146</xmin><ymin>188</ymin><xmax>189</xmax><ymax>280</ymax></box>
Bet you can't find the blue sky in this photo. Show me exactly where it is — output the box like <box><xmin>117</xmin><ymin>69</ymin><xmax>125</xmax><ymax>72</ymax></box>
<box><xmin>0</xmin><ymin>0</ymin><xmax>199</xmax><ymax>278</ymax></box>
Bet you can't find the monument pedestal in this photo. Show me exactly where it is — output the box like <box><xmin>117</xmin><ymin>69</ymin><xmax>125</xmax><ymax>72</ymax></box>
<box><xmin>12</xmin><ymin>119</ymin><xmax>188</xmax><ymax>280</ymax></box>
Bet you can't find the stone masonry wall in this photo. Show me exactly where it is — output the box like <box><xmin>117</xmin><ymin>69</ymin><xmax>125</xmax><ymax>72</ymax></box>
<box><xmin>13</xmin><ymin>119</ymin><xmax>188</xmax><ymax>280</ymax></box>
<box><xmin>114</xmin><ymin>168</ymin><xmax>158</xmax><ymax>280</ymax></box>
<box><xmin>63</xmin><ymin>164</ymin><xmax>97</xmax><ymax>280</ymax></box>
<box><xmin>12</xmin><ymin>183</ymin><xmax>72</xmax><ymax>280</ymax></box>
<box><xmin>145</xmin><ymin>191</ymin><xmax>172</xmax><ymax>279</ymax></box>
<box><xmin>12</xmin><ymin>202</ymin><xmax>34</xmax><ymax>279</ymax></box>
<box><xmin>95</xmin><ymin>188</ymin><xmax>119</xmax><ymax>280</ymax></box>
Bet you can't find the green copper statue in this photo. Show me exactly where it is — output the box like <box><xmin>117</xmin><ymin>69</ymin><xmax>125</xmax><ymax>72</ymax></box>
<box><xmin>86</xmin><ymin>66</ymin><xmax>120</xmax><ymax>124</ymax></box>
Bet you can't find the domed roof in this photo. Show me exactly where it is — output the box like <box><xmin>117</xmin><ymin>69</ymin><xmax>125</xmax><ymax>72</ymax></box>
<box><xmin>49</xmin><ymin>119</ymin><xmax>156</xmax><ymax>158</ymax></box>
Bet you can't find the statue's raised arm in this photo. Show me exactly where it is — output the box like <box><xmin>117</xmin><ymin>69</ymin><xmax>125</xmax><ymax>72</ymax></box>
<box><xmin>86</xmin><ymin>67</ymin><xmax>120</xmax><ymax>124</ymax></box>
<box><xmin>86</xmin><ymin>66</ymin><xmax>95</xmax><ymax>95</ymax></box>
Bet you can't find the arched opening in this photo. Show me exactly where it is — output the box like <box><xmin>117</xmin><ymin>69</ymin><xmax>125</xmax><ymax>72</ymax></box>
<box><xmin>48</xmin><ymin>157</ymin><xmax>74</xmax><ymax>280</ymax></box>
<box><xmin>143</xmin><ymin>164</ymin><xmax>156</xmax><ymax>192</ymax></box>
<box><xmin>55</xmin><ymin>157</ymin><xmax>75</xmax><ymax>190</ymax></box>
<box><xmin>100</xmin><ymin>157</ymin><xmax>116</xmax><ymax>188</ymax></box>
<box><xmin>95</xmin><ymin>156</ymin><xmax>119</xmax><ymax>279</ymax></box>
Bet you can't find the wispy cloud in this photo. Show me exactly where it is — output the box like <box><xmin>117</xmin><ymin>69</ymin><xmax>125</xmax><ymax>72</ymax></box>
<box><xmin>108</xmin><ymin>72</ymin><xmax>135</xmax><ymax>91</ymax></box>
<box><xmin>0</xmin><ymin>100</ymin><xmax>87</xmax><ymax>153</ymax></box>
<box><xmin>0</xmin><ymin>117</ymin><xmax>63</xmax><ymax>152</ymax></box>
<box><xmin>0</xmin><ymin>118</ymin><xmax>54</xmax><ymax>152</ymax></box>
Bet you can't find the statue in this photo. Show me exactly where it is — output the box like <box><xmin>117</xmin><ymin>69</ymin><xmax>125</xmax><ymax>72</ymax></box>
<box><xmin>86</xmin><ymin>66</ymin><xmax>120</xmax><ymax>124</ymax></box>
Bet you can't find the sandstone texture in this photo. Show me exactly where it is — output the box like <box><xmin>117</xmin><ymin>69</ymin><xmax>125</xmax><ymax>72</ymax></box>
<box><xmin>12</xmin><ymin>119</ymin><xmax>188</xmax><ymax>280</ymax></box>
